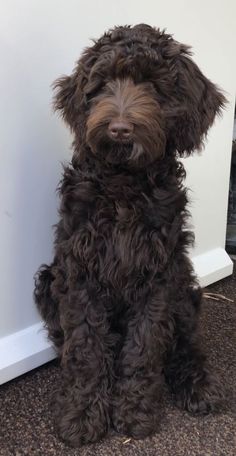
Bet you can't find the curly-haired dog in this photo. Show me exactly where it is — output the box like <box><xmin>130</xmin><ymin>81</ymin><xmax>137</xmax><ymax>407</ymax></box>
<box><xmin>34</xmin><ymin>24</ymin><xmax>226</xmax><ymax>446</ymax></box>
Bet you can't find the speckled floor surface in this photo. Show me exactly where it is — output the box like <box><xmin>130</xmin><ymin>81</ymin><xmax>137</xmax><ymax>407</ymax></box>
<box><xmin>0</xmin><ymin>267</ymin><xmax>235</xmax><ymax>456</ymax></box>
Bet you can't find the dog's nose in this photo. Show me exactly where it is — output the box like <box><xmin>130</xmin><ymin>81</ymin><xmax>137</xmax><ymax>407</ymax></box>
<box><xmin>108</xmin><ymin>120</ymin><xmax>134</xmax><ymax>140</ymax></box>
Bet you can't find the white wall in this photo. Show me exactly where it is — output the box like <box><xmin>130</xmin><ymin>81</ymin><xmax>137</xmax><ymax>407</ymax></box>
<box><xmin>0</xmin><ymin>0</ymin><xmax>235</xmax><ymax>382</ymax></box>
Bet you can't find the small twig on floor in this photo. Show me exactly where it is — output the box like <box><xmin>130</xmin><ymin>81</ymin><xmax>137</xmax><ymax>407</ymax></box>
<box><xmin>204</xmin><ymin>294</ymin><xmax>220</xmax><ymax>301</ymax></box>
<box><xmin>203</xmin><ymin>292</ymin><xmax>234</xmax><ymax>303</ymax></box>
<box><xmin>123</xmin><ymin>438</ymin><xmax>132</xmax><ymax>444</ymax></box>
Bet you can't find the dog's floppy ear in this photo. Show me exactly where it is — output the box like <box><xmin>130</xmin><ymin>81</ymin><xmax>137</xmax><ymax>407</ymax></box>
<box><xmin>53</xmin><ymin>72</ymin><xmax>81</xmax><ymax>131</ymax></box>
<box><xmin>165</xmin><ymin>52</ymin><xmax>226</xmax><ymax>155</ymax></box>
<box><xmin>53</xmin><ymin>49</ymin><xmax>99</xmax><ymax>131</ymax></box>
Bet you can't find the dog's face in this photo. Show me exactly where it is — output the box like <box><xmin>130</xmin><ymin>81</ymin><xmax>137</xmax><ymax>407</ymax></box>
<box><xmin>86</xmin><ymin>78</ymin><xmax>166</xmax><ymax>166</ymax></box>
<box><xmin>54</xmin><ymin>24</ymin><xmax>226</xmax><ymax>168</ymax></box>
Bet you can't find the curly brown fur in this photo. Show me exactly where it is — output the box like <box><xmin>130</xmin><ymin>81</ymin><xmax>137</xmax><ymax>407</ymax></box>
<box><xmin>34</xmin><ymin>24</ymin><xmax>226</xmax><ymax>447</ymax></box>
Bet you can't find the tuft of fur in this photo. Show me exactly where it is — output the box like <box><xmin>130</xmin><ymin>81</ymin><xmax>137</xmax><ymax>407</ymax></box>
<box><xmin>34</xmin><ymin>24</ymin><xmax>226</xmax><ymax>447</ymax></box>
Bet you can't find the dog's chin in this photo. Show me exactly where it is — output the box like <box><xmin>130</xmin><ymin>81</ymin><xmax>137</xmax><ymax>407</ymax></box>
<box><xmin>92</xmin><ymin>139</ymin><xmax>140</xmax><ymax>166</ymax></box>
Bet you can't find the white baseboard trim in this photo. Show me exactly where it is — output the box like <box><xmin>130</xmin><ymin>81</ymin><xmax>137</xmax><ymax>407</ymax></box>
<box><xmin>0</xmin><ymin>247</ymin><xmax>233</xmax><ymax>385</ymax></box>
<box><xmin>0</xmin><ymin>323</ymin><xmax>56</xmax><ymax>385</ymax></box>
<box><xmin>192</xmin><ymin>247</ymin><xmax>233</xmax><ymax>288</ymax></box>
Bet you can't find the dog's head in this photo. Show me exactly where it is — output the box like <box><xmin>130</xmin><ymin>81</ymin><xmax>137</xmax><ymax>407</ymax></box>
<box><xmin>54</xmin><ymin>24</ymin><xmax>226</xmax><ymax>168</ymax></box>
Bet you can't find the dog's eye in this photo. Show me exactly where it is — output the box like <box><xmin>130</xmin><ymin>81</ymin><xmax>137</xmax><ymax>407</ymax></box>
<box><xmin>84</xmin><ymin>80</ymin><xmax>104</xmax><ymax>105</ymax></box>
<box><xmin>84</xmin><ymin>88</ymin><xmax>104</xmax><ymax>106</ymax></box>
<box><xmin>84</xmin><ymin>92</ymin><xmax>94</xmax><ymax>104</ymax></box>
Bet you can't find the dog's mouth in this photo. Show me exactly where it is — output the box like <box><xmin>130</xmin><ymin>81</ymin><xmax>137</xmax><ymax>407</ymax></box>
<box><xmin>95</xmin><ymin>139</ymin><xmax>136</xmax><ymax>165</ymax></box>
<box><xmin>87</xmin><ymin>131</ymin><xmax>165</xmax><ymax>168</ymax></box>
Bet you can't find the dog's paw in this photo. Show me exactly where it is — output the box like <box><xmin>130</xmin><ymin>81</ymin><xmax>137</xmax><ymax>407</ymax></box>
<box><xmin>112</xmin><ymin>407</ymin><xmax>158</xmax><ymax>439</ymax></box>
<box><xmin>54</xmin><ymin>395</ymin><xmax>109</xmax><ymax>447</ymax></box>
<box><xmin>112</xmin><ymin>379</ymin><xmax>160</xmax><ymax>439</ymax></box>
<box><xmin>176</xmin><ymin>374</ymin><xmax>225</xmax><ymax>415</ymax></box>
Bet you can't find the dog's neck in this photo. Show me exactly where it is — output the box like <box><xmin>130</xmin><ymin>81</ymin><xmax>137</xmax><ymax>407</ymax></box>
<box><xmin>71</xmin><ymin>144</ymin><xmax>186</xmax><ymax>188</ymax></box>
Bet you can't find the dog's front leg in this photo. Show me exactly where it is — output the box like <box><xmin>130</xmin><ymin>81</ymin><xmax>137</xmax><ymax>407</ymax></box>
<box><xmin>54</xmin><ymin>286</ymin><xmax>113</xmax><ymax>447</ymax></box>
<box><xmin>112</xmin><ymin>290</ymin><xmax>171</xmax><ymax>439</ymax></box>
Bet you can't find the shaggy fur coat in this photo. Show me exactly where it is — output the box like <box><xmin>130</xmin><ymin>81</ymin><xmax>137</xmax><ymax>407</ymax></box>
<box><xmin>34</xmin><ymin>24</ymin><xmax>226</xmax><ymax>447</ymax></box>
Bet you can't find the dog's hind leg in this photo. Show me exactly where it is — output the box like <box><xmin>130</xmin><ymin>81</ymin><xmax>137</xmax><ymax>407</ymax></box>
<box><xmin>163</xmin><ymin>286</ymin><xmax>225</xmax><ymax>415</ymax></box>
<box><xmin>34</xmin><ymin>263</ymin><xmax>64</xmax><ymax>352</ymax></box>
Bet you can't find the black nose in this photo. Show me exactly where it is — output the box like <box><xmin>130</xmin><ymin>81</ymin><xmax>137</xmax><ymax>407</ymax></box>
<box><xmin>108</xmin><ymin>120</ymin><xmax>134</xmax><ymax>140</ymax></box>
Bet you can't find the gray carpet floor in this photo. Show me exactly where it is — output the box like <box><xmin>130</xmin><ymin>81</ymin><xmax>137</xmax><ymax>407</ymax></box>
<box><xmin>0</xmin><ymin>267</ymin><xmax>235</xmax><ymax>456</ymax></box>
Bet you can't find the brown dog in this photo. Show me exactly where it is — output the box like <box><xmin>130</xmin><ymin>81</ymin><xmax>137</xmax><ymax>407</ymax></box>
<box><xmin>34</xmin><ymin>24</ymin><xmax>226</xmax><ymax>447</ymax></box>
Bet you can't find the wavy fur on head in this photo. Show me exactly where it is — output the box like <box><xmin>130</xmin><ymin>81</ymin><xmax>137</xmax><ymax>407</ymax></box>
<box><xmin>34</xmin><ymin>24</ymin><xmax>226</xmax><ymax>447</ymax></box>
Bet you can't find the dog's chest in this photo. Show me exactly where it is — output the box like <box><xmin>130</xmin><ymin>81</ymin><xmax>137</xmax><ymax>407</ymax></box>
<box><xmin>72</xmin><ymin>173</ymin><xmax>176</xmax><ymax>287</ymax></box>
<box><xmin>88</xmin><ymin>188</ymin><xmax>163</xmax><ymax>286</ymax></box>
